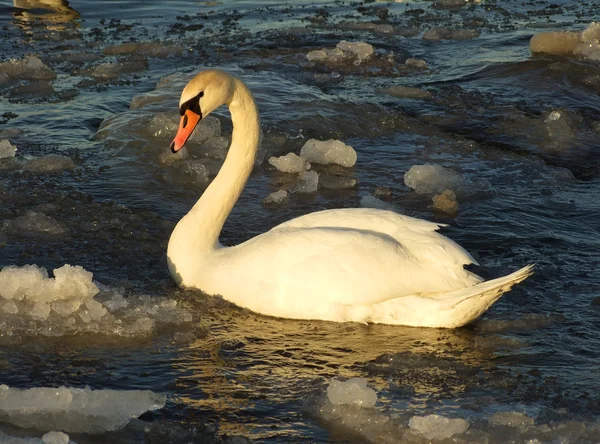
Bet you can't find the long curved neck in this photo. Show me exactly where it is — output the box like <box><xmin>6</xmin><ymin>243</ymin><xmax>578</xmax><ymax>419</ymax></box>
<box><xmin>172</xmin><ymin>78</ymin><xmax>260</xmax><ymax>254</ymax></box>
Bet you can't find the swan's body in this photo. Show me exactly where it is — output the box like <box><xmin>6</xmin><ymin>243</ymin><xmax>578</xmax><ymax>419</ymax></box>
<box><xmin>167</xmin><ymin>70</ymin><xmax>533</xmax><ymax>328</ymax></box>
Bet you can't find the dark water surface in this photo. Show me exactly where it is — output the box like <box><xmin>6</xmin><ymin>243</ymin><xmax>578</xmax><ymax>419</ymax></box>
<box><xmin>1</xmin><ymin>0</ymin><xmax>600</xmax><ymax>442</ymax></box>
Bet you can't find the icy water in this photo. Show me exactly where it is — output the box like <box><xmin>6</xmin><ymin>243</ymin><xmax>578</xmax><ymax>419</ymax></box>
<box><xmin>1</xmin><ymin>0</ymin><xmax>600</xmax><ymax>442</ymax></box>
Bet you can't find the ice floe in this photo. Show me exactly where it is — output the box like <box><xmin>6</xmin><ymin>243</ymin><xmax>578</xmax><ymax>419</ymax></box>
<box><xmin>2</xmin><ymin>211</ymin><xmax>67</xmax><ymax>237</ymax></box>
<box><xmin>0</xmin><ymin>384</ymin><xmax>165</xmax><ymax>433</ymax></box>
<box><xmin>327</xmin><ymin>378</ymin><xmax>377</xmax><ymax>408</ymax></box>
<box><xmin>0</xmin><ymin>56</ymin><xmax>56</xmax><ymax>81</ymax></box>
<box><xmin>423</xmin><ymin>27</ymin><xmax>479</xmax><ymax>41</ymax></box>
<box><xmin>0</xmin><ymin>139</ymin><xmax>17</xmax><ymax>159</ymax></box>
<box><xmin>261</xmin><ymin>190</ymin><xmax>289</xmax><ymax>206</ymax></box>
<box><xmin>431</xmin><ymin>189</ymin><xmax>459</xmax><ymax>215</ymax></box>
<box><xmin>268</xmin><ymin>152</ymin><xmax>310</xmax><ymax>173</ymax></box>
<box><xmin>0</xmin><ymin>430</ymin><xmax>73</xmax><ymax>444</ymax></box>
<box><xmin>0</xmin><ymin>264</ymin><xmax>194</xmax><ymax>341</ymax></box>
<box><xmin>300</xmin><ymin>139</ymin><xmax>356</xmax><ymax>167</ymax></box>
<box><xmin>307</xmin><ymin>41</ymin><xmax>374</xmax><ymax>65</ymax></box>
<box><xmin>530</xmin><ymin>22</ymin><xmax>600</xmax><ymax>61</ymax></box>
<box><xmin>404</xmin><ymin>164</ymin><xmax>466</xmax><ymax>195</ymax></box>
<box><xmin>104</xmin><ymin>42</ymin><xmax>184</xmax><ymax>58</ymax></box>
<box><xmin>360</xmin><ymin>195</ymin><xmax>397</xmax><ymax>211</ymax></box>
<box><xmin>378</xmin><ymin>85</ymin><xmax>433</xmax><ymax>100</ymax></box>
<box><xmin>294</xmin><ymin>170</ymin><xmax>319</xmax><ymax>193</ymax></box>
<box><xmin>23</xmin><ymin>155</ymin><xmax>76</xmax><ymax>173</ymax></box>
<box><xmin>408</xmin><ymin>414</ymin><xmax>469</xmax><ymax>440</ymax></box>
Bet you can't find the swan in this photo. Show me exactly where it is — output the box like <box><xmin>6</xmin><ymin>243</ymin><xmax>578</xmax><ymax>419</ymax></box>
<box><xmin>167</xmin><ymin>69</ymin><xmax>533</xmax><ymax>328</ymax></box>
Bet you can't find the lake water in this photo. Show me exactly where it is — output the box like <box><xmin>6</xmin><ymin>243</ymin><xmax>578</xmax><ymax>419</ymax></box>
<box><xmin>1</xmin><ymin>0</ymin><xmax>600</xmax><ymax>442</ymax></box>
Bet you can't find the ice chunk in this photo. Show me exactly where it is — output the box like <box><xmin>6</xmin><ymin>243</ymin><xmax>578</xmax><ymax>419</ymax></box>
<box><xmin>268</xmin><ymin>152</ymin><xmax>310</xmax><ymax>173</ymax></box>
<box><xmin>104</xmin><ymin>42</ymin><xmax>184</xmax><ymax>58</ymax></box>
<box><xmin>0</xmin><ymin>56</ymin><xmax>56</xmax><ymax>80</ymax></box>
<box><xmin>306</xmin><ymin>48</ymin><xmax>345</xmax><ymax>63</ymax></box>
<box><xmin>0</xmin><ymin>384</ymin><xmax>166</xmax><ymax>433</ymax></box>
<box><xmin>300</xmin><ymin>139</ymin><xmax>357</xmax><ymax>167</ymax></box>
<box><xmin>0</xmin><ymin>139</ymin><xmax>17</xmax><ymax>158</ymax></box>
<box><xmin>404</xmin><ymin>164</ymin><xmax>466</xmax><ymax>195</ymax></box>
<box><xmin>408</xmin><ymin>414</ymin><xmax>469</xmax><ymax>440</ymax></box>
<box><xmin>405</xmin><ymin>58</ymin><xmax>428</xmax><ymax>68</ymax></box>
<box><xmin>360</xmin><ymin>195</ymin><xmax>396</xmax><ymax>211</ymax></box>
<box><xmin>294</xmin><ymin>170</ymin><xmax>319</xmax><ymax>193</ymax></box>
<box><xmin>489</xmin><ymin>411</ymin><xmax>535</xmax><ymax>428</ymax></box>
<box><xmin>327</xmin><ymin>378</ymin><xmax>377</xmax><ymax>408</ymax></box>
<box><xmin>24</xmin><ymin>155</ymin><xmax>76</xmax><ymax>173</ymax></box>
<box><xmin>337</xmin><ymin>41</ymin><xmax>374</xmax><ymax>63</ymax></box>
<box><xmin>10</xmin><ymin>81</ymin><xmax>55</xmax><ymax>98</ymax></box>
<box><xmin>530</xmin><ymin>22</ymin><xmax>600</xmax><ymax>60</ymax></box>
<box><xmin>319</xmin><ymin>174</ymin><xmax>356</xmax><ymax>189</ymax></box>
<box><xmin>261</xmin><ymin>190</ymin><xmax>289</xmax><ymax>206</ymax></box>
<box><xmin>432</xmin><ymin>189</ymin><xmax>459</xmax><ymax>215</ymax></box>
<box><xmin>199</xmin><ymin>136</ymin><xmax>229</xmax><ymax>160</ymax></box>
<box><xmin>378</xmin><ymin>86</ymin><xmax>433</xmax><ymax>100</ymax></box>
<box><xmin>423</xmin><ymin>27</ymin><xmax>479</xmax><ymax>41</ymax></box>
<box><xmin>86</xmin><ymin>58</ymin><xmax>148</xmax><ymax>80</ymax></box>
<box><xmin>2</xmin><ymin>211</ymin><xmax>67</xmax><ymax>236</ymax></box>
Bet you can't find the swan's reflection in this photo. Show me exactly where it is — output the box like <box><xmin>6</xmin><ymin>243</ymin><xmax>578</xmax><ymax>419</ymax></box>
<box><xmin>13</xmin><ymin>0</ymin><xmax>79</xmax><ymax>32</ymax></box>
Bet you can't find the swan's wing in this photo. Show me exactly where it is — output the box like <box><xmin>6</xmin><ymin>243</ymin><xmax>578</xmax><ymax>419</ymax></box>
<box><xmin>271</xmin><ymin>208</ymin><xmax>478</xmax><ymax>267</ymax></box>
<box><xmin>204</xmin><ymin>227</ymin><xmax>481</xmax><ymax>318</ymax></box>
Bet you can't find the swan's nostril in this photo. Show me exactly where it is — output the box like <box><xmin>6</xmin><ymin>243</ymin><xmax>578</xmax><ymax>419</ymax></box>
<box><xmin>182</xmin><ymin>114</ymin><xmax>188</xmax><ymax>128</ymax></box>
<box><xmin>170</xmin><ymin>141</ymin><xmax>176</xmax><ymax>153</ymax></box>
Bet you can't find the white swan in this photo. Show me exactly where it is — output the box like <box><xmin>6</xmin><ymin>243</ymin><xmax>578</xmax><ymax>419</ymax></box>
<box><xmin>167</xmin><ymin>69</ymin><xmax>533</xmax><ymax>328</ymax></box>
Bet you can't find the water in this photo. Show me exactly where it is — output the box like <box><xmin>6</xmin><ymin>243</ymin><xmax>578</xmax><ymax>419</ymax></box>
<box><xmin>1</xmin><ymin>0</ymin><xmax>600</xmax><ymax>442</ymax></box>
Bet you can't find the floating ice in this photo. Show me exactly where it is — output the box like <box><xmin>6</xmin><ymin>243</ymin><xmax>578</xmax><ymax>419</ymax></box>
<box><xmin>300</xmin><ymin>139</ymin><xmax>356</xmax><ymax>167</ymax></box>
<box><xmin>0</xmin><ymin>264</ymin><xmax>194</xmax><ymax>340</ymax></box>
<box><xmin>378</xmin><ymin>86</ymin><xmax>433</xmax><ymax>100</ymax></box>
<box><xmin>24</xmin><ymin>155</ymin><xmax>76</xmax><ymax>173</ymax></box>
<box><xmin>489</xmin><ymin>411</ymin><xmax>535</xmax><ymax>429</ymax></box>
<box><xmin>327</xmin><ymin>378</ymin><xmax>377</xmax><ymax>408</ymax></box>
<box><xmin>432</xmin><ymin>189</ymin><xmax>458</xmax><ymax>215</ymax></box>
<box><xmin>261</xmin><ymin>190</ymin><xmax>289</xmax><ymax>206</ymax></box>
<box><xmin>319</xmin><ymin>174</ymin><xmax>356</xmax><ymax>189</ymax></box>
<box><xmin>530</xmin><ymin>22</ymin><xmax>600</xmax><ymax>61</ymax></box>
<box><xmin>0</xmin><ymin>56</ymin><xmax>56</xmax><ymax>80</ymax></box>
<box><xmin>104</xmin><ymin>42</ymin><xmax>184</xmax><ymax>58</ymax></box>
<box><xmin>360</xmin><ymin>195</ymin><xmax>396</xmax><ymax>211</ymax></box>
<box><xmin>2</xmin><ymin>211</ymin><xmax>67</xmax><ymax>237</ymax></box>
<box><xmin>405</xmin><ymin>58</ymin><xmax>428</xmax><ymax>69</ymax></box>
<box><xmin>336</xmin><ymin>41</ymin><xmax>374</xmax><ymax>63</ymax></box>
<box><xmin>408</xmin><ymin>414</ymin><xmax>469</xmax><ymax>440</ymax></box>
<box><xmin>268</xmin><ymin>152</ymin><xmax>310</xmax><ymax>173</ymax></box>
<box><xmin>294</xmin><ymin>170</ymin><xmax>319</xmax><ymax>193</ymax></box>
<box><xmin>0</xmin><ymin>139</ymin><xmax>17</xmax><ymax>159</ymax></box>
<box><xmin>0</xmin><ymin>384</ymin><xmax>166</xmax><ymax>433</ymax></box>
<box><xmin>86</xmin><ymin>58</ymin><xmax>148</xmax><ymax>80</ymax></box>
<box><xmin>41</xmin><ymin>432</ymin><xmax>70</xmax><ymax>444</ymax></box>
<box><xmin>423</xmin><ymin>27</ymin><xmax>479</xmax><ymax>41</ymax></box>
<box><xmin>404</xmin><ymin>164</ymin><xmax>466</xmax><ymax>195</ymax></box>
<box><xmin>0</xmin><ymin>431</ymin><xmax>73</xmax><ymax>444</ymax></box>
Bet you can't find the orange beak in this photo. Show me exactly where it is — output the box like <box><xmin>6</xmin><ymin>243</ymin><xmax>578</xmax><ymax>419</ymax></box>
<box><xmin>170</xmin><ymin>109</ymin><xmax>201</xmax><ymax>153</ymax></box>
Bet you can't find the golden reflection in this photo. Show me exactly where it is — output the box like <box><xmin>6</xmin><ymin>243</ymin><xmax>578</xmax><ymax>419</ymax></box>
<box><xmin>169</xmin><ymin>302</ymin><xmax>516</xmax><ymax>437</ymax></box>
<box><xmin>13</xmin><ymin>0</ymin><xmax>80</xmax><ymax>32</ymax></box>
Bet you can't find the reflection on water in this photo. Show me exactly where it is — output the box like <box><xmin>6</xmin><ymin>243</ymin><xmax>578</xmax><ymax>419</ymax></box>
<box><xmin>13</xmin><ymin>0</ymin><xmax>79</xmax><ymax>31</ymax></box>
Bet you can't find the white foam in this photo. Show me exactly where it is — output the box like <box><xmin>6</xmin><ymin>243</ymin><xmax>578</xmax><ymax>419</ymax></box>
<box><xmin>23</xmin><ymin>155</ymin><xmax>76</xmax><ymax>173</ymax></box>
<box><xmin>294</xmin><ymin>170</ymin><xmax>319</xmax><ymax>193</ymax></box>
<box><xmin>0</xmin><ymin>56</ymin><xmax>56</xmax><ymax>80</ymax></box>
<box><xmin>327</xmin><ymin>378</ymin><xmax>377</xmax><ymax>408</ymax></box>
<box><xmin>0</xmin><ymin>384</ymin><xmax>165</xmax><ymax>433</ymax></box>
<box><xmin>261</xmin><ymin>190</ymin><xmax>289</xmax><ymax>205</ymax></box>
<box><xmin>408</xmin><ymin>414</ymin><xmax>469</xmax><ymax>440</ymax></box>
<box><xmin>268</xmin><ymin>152</ymin><xmax>310</xmax><ymax>173</ymax></box>
<box><xmin>0</xmin><ymin>139</ymin><xmax>17</xmax><ymax>158</ymax></box>
<box><xmin>0</xmin><ymin>264</ymin><xmax>194</xmax><ymax>340</ymax></box>
<box><xmin>404</xmin><ymin>164</ymin><xmax>466</xmax><ymax>195</ymax></box>
<box><xmin>300</xmin><ymin>139</ymin><xmax>356</xmax><ymax>167</ymax></box>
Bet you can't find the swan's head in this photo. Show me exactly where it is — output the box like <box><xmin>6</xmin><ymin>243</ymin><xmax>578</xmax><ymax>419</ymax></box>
<box><xmin>170</xmin><ymin>69</ymin><xmax>235</xmax><ymax>153</ymax></box>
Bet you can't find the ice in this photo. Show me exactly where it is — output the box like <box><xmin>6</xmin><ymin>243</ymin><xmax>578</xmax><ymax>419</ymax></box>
<box><xmin>405</xmin><ymin>58</ymin><xmax>428</xmax><ymax>68</ymax></box>
<box><xmin>23</xmin><ymin>155</ymin><xmax>76</xmax><ymax>173</ymax></box>
<box><xmin>306</xmin><ymin>47</ymin><xmax>345</xmax><ymax>63</ymax></box>
<box><xmin>268</xmin><ymin>152</ymin><xmax>310</xmax><ymax>173</ymax></box>
<box><xmin>0</xmin><ymin>384</ymin><xmax>166</xmax><ymax>433</ymax></box>
<box><xmin>9</xmin><ymin>81</ymin><xmax>55</xmax><ymax>98</ymax></box>
<box><xmin>530</xmin><ymin>23</ymin><xmax>600</xmax><ymax>61</ymax></box>
<box><xmin>104</xmin><ymin>42</ymin><xmax>184</xmax><ymax>58</ymax></box>
<box><xmin>0</xmin><ymin>431</ymin><xmax>73</xmax><ymax>444</ymax></box>
<box><xmin>86</xmin><ymin>58</ymin><xmax>148</xmax><ymax>80</ymax></box>
<box><xmin>489</xmin><ymin>411</ymin><xmax>535</xmax><ymax>429</ymax></box>
<box><xmin>432</xmin><ymin>189</ymin><xmax>459</xmax><ymax>215</ymax></box>
<box><xmin>300</xmin><ymin>139</ymin><xmax>357</xmax><ymax>167</ymax></box>
<box><xmin>261</xmin><ymin>190</ymin><xmax>289</xmax><ymax>206</ymax></box>
<box><xmin>360</xmin><ymin>195</ymin><xmax>397</xmax><ymax>211</ymax></box>
<box><xmin>42</xmin><ymin>432</ymin><xmax>70</xmax><ymax>444</ymax></box>
<box><xmin>327</xmin><ymin>378</ymin><xmax>377</xmax><ymax>408</ymax></box>
<box><xmin>0</xmin><ymin>56</ymin><xmax>56</xmax><ymax>80</ymax></box>
<box><xmin>408</xmin><ymin>414</ymin><xmax>469</xmax><ymax>440</ymax></box>
<box><xmin>0</xmin><ymin>139</ymin><xmax>17</xmax><ymax>158</ymax></box>
<box><xmin>404</xmin><ymin>164</ymin><xmax>466</xmax><ymax>195</ymax></box>
<box><xmin>378</xmin><ymin>86</ymin><xmax>433</xmax><ymax>100</ymax></box>
<box><xmin>2</xmin><ymin>211</ymin><xmax>66</xmax><ymax>236</ymax></box>
<box><xmin>336</xmin><ymin>41</ymin><xmax>374</xmax><ymax>63</ymax></box>
<box><xmin>423</xmin><ymin>27</ymin><xmax>479</xmax><ymax>41</ymax></box>
<box><xmin>319</xmin><ymin>174</ymin><xmax>356</xmax><ymax>189</ymax></box>
<box><xmin>198</xmin><ymin>136</ymin><xmax>229</xmax><ymax>160</ymax></box>
<box><xmin>294</xmin><ymin>170</ymin><xmax>319</xmax><ymax>193</ymax></box>
<box><xmin>0</xmin><ymin>264</ymin><xmax>195</xmax><ymax>340</ymax></box>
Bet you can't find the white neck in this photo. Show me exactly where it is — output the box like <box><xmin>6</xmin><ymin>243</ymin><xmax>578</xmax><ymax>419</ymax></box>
<box><xmin>168</xmin><ymin>78</ymin><xmax>260</xmax><ymax>278</ymax></box>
